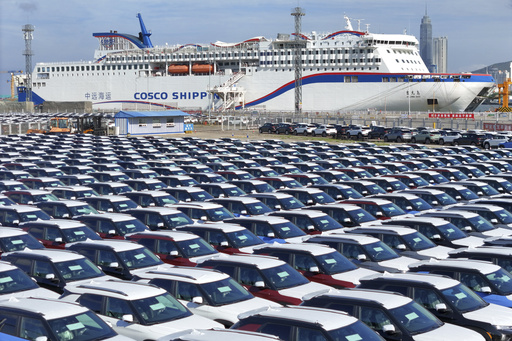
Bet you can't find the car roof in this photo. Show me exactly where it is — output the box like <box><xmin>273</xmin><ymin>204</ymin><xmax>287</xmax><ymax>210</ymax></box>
<box><xmin>4</xmin><ymin>248</ymin><xmax>85</xmax><ymax>262</ymax></box>
<box><xmin>127</xmin><ymin>230</ymin><xmax>198</xmax><ymax>241</ymax></box>
<box><xmin>347</xmin><ymin>225</ymin><xmax>417</xmax><ymax>236</ymax></box>
<box><xmin>271</xmin><ymin>209</ymin><xmax>326</xmax><ymax>219</ymax></box>
<box><xmin>309</xmin><ymin>233</ymin><xmax>379</xmax><ymax>245</ymax></box>
<box><xmin>410</xmin><ymin>258</ymin><xmax>500</xmax><ymax>275</ymax></box>
<box><xmin>162</xmin><ymin>329</ymin><xmax>282</xmax><ymax>341</ymax></box>
<box><xmin>450</xmin><ymin>246</ymin><xmax>512</xmax><ymax>257</ymax></box>
<box><xmin>238</xmin><ymin>306</ymin><xmax>356</xmax><ymax>331</ymax></box>
<box><xmin>135</xmin><ymin>266</ymin><xmax>229</xmax><ymax>284</ymax></box>
<box><xmin>67</xmin><ymin>279</ymin><xmax>167</xmax><ymax>300</ymax></box>
<box><xmin>306</xmin><ymin>288</ymin><xmax>412</xmax><ymax>309</ymax></box>
<box><xmin>0</xmin><ymin>297</ymin><xmax>89</xmax><ymax>319</ymax></box>
<box><xmin>67</xmin><ymin>239</ymin><xmax>144</xmax><ymax>252</ymax></box>
<box><xmin>361</xmin><ymin>272</ymin><xmax>460</xmax><ymax>290</ymax></box>
<box><xmin>179</xmin><ymin>223</ymin><xmax>245</xmax><ymax>233</ymax></box>
<box><xmin>171</xmin><ymin>202</ymin><xmax>223</xmax><ymax>210</ymax></box>
<box><xmin>20</xmin><ymin>219</ymin><xmax>88</xmax><ymax>229</ymax></box>
<box><xmin>0</xmin><ymin>227</ymin><xmax>31</xmax><ymax>238</ymax></box>
<box><xmin>199</xmin><ymin>254</ymin><xmax>284</xmax><ymax>269</ymax></box>
<box><xmin>255</xmin><ymin>242</ymin><xmax>334</xmax><ymax>256</ymax></box>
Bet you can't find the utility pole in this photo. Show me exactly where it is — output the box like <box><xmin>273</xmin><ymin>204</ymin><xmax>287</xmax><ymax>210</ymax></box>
<box><xmin>22</xmin><ymin>24</ymin><xmax>34</xmax><ymax>103</ymax></box>
<box><xmin>291</xmin><ymin>7</ymin><xmax>305</xmax><ymax>117</ymax></box>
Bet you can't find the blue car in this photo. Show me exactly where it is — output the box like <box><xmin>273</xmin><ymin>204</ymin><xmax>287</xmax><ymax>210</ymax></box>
<box><xmin>409</xmin><ymin>258</ymin><xmax>512</xmax><ymax>308</ymax></box>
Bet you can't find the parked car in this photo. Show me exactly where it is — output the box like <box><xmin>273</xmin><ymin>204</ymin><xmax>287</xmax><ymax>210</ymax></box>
<box><xmin>312</xmin><ymin>125</ymin><xmax>337</xmax><ymax>137</ymax></box>
<box><xmin>383</xmin><ymin>128</ymin><xmax>413</xmax><ymax>142</ymax></box>
<box><xmin>259</xmin><ymin>122</ymin><xmax>277</xmax><ymax>134</ymax></box>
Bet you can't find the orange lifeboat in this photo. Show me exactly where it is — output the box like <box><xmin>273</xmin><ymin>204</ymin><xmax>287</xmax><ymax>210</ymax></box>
<box><xmin>192</xmin><ymin>64</ymin><xmax>213</xmax><ymax>74</ymax></box>
<box><xmin>168</xmin><ymin>65</ymin><xmax>189</xmax><ymax>74</ymax></box>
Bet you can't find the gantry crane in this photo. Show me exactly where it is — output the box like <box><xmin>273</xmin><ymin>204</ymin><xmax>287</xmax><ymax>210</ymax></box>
<box><xmin>497</xmin><ymin>78</ymin><xmax>511</xmax><ymax>112</ymax></box>
<box><xmin>0</xmin><ymin>70</ymin><xmax>23</xmax><ymax>100</ymax></box>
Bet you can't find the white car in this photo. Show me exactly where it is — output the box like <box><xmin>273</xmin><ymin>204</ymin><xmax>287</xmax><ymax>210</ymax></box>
<box><xmin>61</xmin><ymin>280</ymin><xmax>223</xmax><ymax>341</ymax></box>
<box><xmin>346</xmin><ymin>126</ymin><xmax>371</xmax><ymax>139</ymax></box>
<box><xmin>483</xmin><ymin>133</ymin><xmax>511</xmax><ymax>149</ymax></box>
<box><xmin>438</xmin><ymin>131</ymin><xmax>462</xmax><ymax>145</ymax></box>
<box><xmin>293</xmin><ymin>123</ymin><xmax>316</xmax><ymax>135</ymax></box>
<box><xmin>0</xmin><ymin>260</ymin><xmax>59</xmax><ymax>299</ymax></box>
<box><xmin>134</xmin><ymin>266</ymin><xmax>282</xmax><ymax>327</ymax></box>
<box><xmin>312</xmin><ymin>125</ymin><xmax>337</xmax><ymax>137</ymax></box>
<box><xmin>0</xmin><ymin>297</ymin><xmax>134</xmax><ymax>341</ymax></box>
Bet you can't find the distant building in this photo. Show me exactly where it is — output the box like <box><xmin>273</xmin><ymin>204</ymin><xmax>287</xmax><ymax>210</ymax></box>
<box><xmin>420</xmin><ymin>11</ymin><xmax>434</xmax><ymax>72</ymax></box>
<box><xmin>433</xmin><ymin>37</ymin><xmax>448</xmax><ymax>73</ymax></box>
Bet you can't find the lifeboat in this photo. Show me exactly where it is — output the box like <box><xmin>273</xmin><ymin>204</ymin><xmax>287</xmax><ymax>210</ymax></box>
<box><xmin>168</xmin><ymin>65</ymin><xmax>189</xmax><ymax>74</ymax></box>
<box><xmin>192</xmin><ymin>64</ymin><xmax>213</xmax><ymax>74</ymax></box>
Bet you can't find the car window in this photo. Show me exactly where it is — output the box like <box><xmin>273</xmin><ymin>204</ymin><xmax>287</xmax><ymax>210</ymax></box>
<box><xmin>175</xmin><ymin>281</ymin><xmax>203</xmax><ymax>302</ymax></box>
<box><xmin>360</xmin><ymin>306</ymin><xmax>395</xmax><ymax>331</ymax></box>
<box><xmin>0</xmin><ymin>313</ymin><xmax>19</xmax><ymax>337</ymax></box>
<box><xmin>259</xmin><ymin>323</ymin><xmax>292</xmax><ymax>341</ymax></box>
<box><xmin>78</xmin><ymin>294</ymin><xmax>104</xmax><ymax>314</ymax></box>
<box><xmin>413</xmin><ymin>287</ymin><xmax>444</xmax><ymax>310</ymax></box>
<box><xmin>21</xmin><ymin>316</ymin><xmax>48</xmax><ymax>341</ymax></box>
<box><xmin>33</xmin><ymin>260</ymin><xmax>56</xmax><ymax>279</ymax></box>
<box><xmin>105</xmin><ymin>297</ymin><xmax>138</xmax><ymax>322</ymax></box>
<box><xmin>296</xmin><ymin>326</ymin><xmax>328</xmax><ymax>341</ymax></box>
<box><xmin>239</xmin><ymin>267</ymin><xmax>264</xmax><ymax>286</ymax></box>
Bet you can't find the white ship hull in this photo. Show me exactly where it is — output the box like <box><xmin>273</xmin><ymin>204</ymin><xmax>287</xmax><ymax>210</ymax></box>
<box><xmin>23</xmin><ymin>14</ymin><xmax>495</xmax><ymax>113</ymax></box>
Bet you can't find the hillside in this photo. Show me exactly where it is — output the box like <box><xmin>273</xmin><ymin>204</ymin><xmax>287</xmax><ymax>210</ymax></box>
<box><xmin>472</xmin><ymin>60</ymin><xmax>512</xmax><ymax>74</ymax></box>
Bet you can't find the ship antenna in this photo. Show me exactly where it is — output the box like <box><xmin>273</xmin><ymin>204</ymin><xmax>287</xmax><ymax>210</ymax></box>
<box><xmin>137</xmin><ymin>13</ymin><xmax>153</xmax><ymax>48</ymax></box>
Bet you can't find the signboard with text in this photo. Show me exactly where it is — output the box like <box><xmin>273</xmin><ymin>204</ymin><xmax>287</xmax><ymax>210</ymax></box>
<box><xmin>428</xmin><ymin>113</ymin><xmax>474</xmax><ymax>119</ymax></box>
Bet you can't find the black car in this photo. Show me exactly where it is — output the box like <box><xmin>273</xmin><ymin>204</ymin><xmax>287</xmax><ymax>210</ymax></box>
<box><xmin>368</xmin><ymin>126</ymin><xmax>391</xmax><ymax>139</ymax></box>
<box><xmin>453</xmin><ymin>133</ymin><xmax>486</xmax><ymax>146</ymax></box>
<box><xmin>258</xmin><ymin>122</ymin><xmax>277</xmax><ymax>134</ymax></box>
<box><xmin>275</xmin><ymin>123</ymin><xmax>295</xmax><ymax>135</ymax></box>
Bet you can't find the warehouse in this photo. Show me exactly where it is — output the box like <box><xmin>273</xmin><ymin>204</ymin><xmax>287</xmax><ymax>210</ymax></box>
<box><xmin>114</xmin><ymin>110</ymin><xmax>191</xmax><ymax>135</ymax></box>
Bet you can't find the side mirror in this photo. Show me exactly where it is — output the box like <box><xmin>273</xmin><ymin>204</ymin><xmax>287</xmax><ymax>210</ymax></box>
<box><xmin>480</xmin><ymin>286</ymin><xmax>492</xmax><ymax>294</ymax></box>
<box><xmin>382</xmin><ymin>324</ymin><xmax>396</xmax><ymax>334</ymax></box>
<box><xmin>362</xmin><ymin>191</ymin><xmax>368</xmax><ymax>195</ymax></box>
<box><xmin>109</xmin><ymin>262</ymin><xmax>120</xmax><ymax>268</ymax></box>
<box><xmin>107</xmin><ymin>208</ymin><xmax>114</xmax><ymax>212</ymax></box>
<box><xmin>200</xmin><ymin>216</ymin><xmax>208</xmax><ymax>221</ymax></box>
<box><xmin>220</xmin><ymin>241</ymin><xmax>229</xmax><ymax>247</ymax></box>
<box><xmin>185</xmin><ymin>198</ymin><xmax>191</xmax><ymax>202</ymax></box>
<box><xmin>170</xmin><ymin>250</ymin><xmax>179</xmax><ymax>256</ymax></box>
<box><xmin>45</xmin><ymin>273</ymin><xmax>55</xmax><ymax>280</ymax></box>
<box><xmin>54</xmin><ymin>237</ymin><xmax>63</xmax><ymax>243</ymax></box>
<box><xmin>240</xmin><ymin>210</ymin><xmax>248</xmax><ymax>215</ymax></box>
<box><xmin>435</xmin><ymin>303</ymin><xmax>450</xmax><ymax>313</ymax></box>
<box><xmin>62</xmin><ymin>214</ymin><xmax>70</xmax><ymax>219</ymax></box>
<box><xmin>344</xmin><ymin>218</ymin><xmax>352</xmax><ymax>223</ymax></box>
<box><xmin>491</xmin><ymin>219</ymin><xmax>499</xmax><ymax>224</ymax></box>
<box><xmin>463</xmin><ymin>226</ymin><xmax>472</xmax><ymax>232</ymax></box>
<box><xmin>12</xmin><ymin>219</ymin><xmax>20</xmax><ymax>225</ymax></box>
<box><xmin>35</xmin><ymin>337</ymin><xmax>48</xmax><ymax>341</ymax></box>
<box><xmin>375</xmin><ymin>211</ymin><xmax>383</xmax><ymax>217</ymax></box>
<box><xmin>149</xmin><ymin>202</ymin><xmax>156</xmax><ymax>206</ymax></box>
<box><xmin>267</xmin><ymin>232</ymin><xmax>275</xmax><ymax>238</ymax></box>
<box><xmin>254</xmin><ymin>280</ymin><xmax>266</xmax><ymax>288</ymax></box>
<box><xmin>275</xmin><ymin>205</ymin><xmax>282</xmax><ymax>210</ymax></box>
<box><xmin>157</xmin><ymin>222</ymin><xmax>164</xmax><ymax>228</ymax></box>
<box><xmin>192</xmin><ymin>296</ymin><xmax>204</xmax><ymax>304</ymax></box>
<box><xmin>306</xmin><ymin>199</ymin><xmax>314</xmax><ymax>205</ymax></box>
<box><xmin>431</xmin><ymin>201</ymin><xmax>439</xmax><ymax>206</ymax></box>
<box><xmin>357</xmin><ymin>254</ymin><xmax>367</xmax><ymax>261</ymax></box>
<box><xmin>336</xmin><ymin>194</ymin><xmax>343</xmax><ymax>199</ymax></box>
<box><xmin>405</xmin><ymin>206</ymin><xmax>413</xmax><ymax>211</ymax></box>
<box><xmin>122</xmin><ymin>314</ymin><xmax>134</xmax><ymax>323</ymax></box>
<box><xmin>431</xmin><ymin>234</ymin><xmax>442</xmax><ymax>240</ymax></box>
<box><xmin>477</xmin><ymin>192</ymin><xmax>483</xmax><ymax>196</ymax></box>
<box><xmin>108</xmin><ymin>229</ymin><xmax>116</xmax><ymax>235</ymax></box>
<box><xmin>308</xmin><ymin>266</ymin><xmax>320</xmax><ymax>273</ymax></box>
<box><xmin>396</xmin><ymin>244</ymin><xmax>407</xmax><ymax>251</ymax></box>
<box><xmin>306</xmin><ymin>225</ymin><xmax>315</xmax><ymax>231</ymax></box>
<box><xmin>455</xmin><ymin>195</ymin><xmax>462</xmax><ymax>200</ymax></box>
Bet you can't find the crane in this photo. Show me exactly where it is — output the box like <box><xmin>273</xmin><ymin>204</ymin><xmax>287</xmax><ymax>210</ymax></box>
<box><xmin>0</xmin><ymin>70</ymin><xmax>23</xmax><ymax>100</ymax></box>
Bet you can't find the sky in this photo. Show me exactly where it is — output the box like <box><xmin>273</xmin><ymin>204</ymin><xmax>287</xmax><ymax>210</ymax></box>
<box><xmin>1</xmin><ymin>0</ymin><xmax>512</xmax><ymax>97</ymax></box>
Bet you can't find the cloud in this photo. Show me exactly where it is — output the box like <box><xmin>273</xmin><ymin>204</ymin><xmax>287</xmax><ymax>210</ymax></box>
<box><xmin>17</xmin><ymin>1</ymin><xmax>38</xmax><ymax>13</ymax></box>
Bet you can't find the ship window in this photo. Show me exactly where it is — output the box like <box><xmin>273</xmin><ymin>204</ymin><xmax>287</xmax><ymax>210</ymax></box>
<box><xmin>383</xmin><ymin>77</ymin><xmax>389</xmax><ymax>82</ymax></box>
<box><xmin>71</xmin><ymin>66</ymin><xmax>75</xmax><ymax>71</ymax></box>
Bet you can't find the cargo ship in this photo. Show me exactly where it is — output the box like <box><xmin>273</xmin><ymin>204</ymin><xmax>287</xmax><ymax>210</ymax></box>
<box><xmin>18</xmin><ymin>13</ymin><xmax>495</xmax><ymax>112</ymax></box>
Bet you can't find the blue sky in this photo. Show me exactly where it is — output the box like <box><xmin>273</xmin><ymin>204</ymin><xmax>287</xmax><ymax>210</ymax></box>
<box><xmin>1</xmin><ymin>0</ymin><xmax>511</xmax><ymax>97</ymax></box>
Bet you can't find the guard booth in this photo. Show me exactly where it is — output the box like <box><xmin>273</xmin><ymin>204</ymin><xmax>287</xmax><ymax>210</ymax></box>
<box><xmin>114</xmin><ymin>110</ymin><xmax>190</xmax><ymax>135</ymax></box>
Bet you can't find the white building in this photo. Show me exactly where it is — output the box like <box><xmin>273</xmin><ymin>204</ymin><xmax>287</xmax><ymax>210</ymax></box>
<box><xmin>433</xmin><ymin>37</ymin><xmax>448</xmax><ymax>73</ymax></box>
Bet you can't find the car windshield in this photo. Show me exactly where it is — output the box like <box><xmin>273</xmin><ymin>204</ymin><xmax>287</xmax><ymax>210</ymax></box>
<box><xmin>380</xmin><ymin>203</ymin><xmax>406</xmax><ymax>217</ymax></box>
<box><xmin>0</xmin><ymin>268</ymin><xmax>39</xmax><ymax>294</ymax></box>
<box><xmin>176</xmin><ymin>237</ymin><xmax>217</xmax><ymax>258</ymax></box>
<box><xmin>336</xmin><ymin>187</ymin><xmax>362</xmax><ymax>199</ymax></box>
<box><xmin>206</xmin><ymin>207</ymin><xmax>235</xmax><ymax>221</ymax></box>
<box><xmin>316</xmin><ymin>250</ymin><xmax>358</xmax><ymax>274</ymax></box>
<box><xmin>154</xmin><ymin>195</ymin><xmax>179</xmax><ymax>206</ymax></box>
<box><xmin>261</xmin><ymin>263</ymin><xmax>309</xmax><ymax>290</ymax></box>
<box><xmin>48</xmin><ymin>310</ymin><xmax>117</xmax><ymax>341</ymax></box>
<box><xmin>486</xmin><ymin>268</ymin><xmax>512</xmax><ymax>295</ymax></box>
<box><xmin>245</xmin><ymin>202</ymin><xmax>272</xmax><ymax>215</ymax></box>
<box><xmin>113</xmin><ymin>185</ymin><xmax>133</xmax><ymax>194</ymax></box>
<box><xmin>347</xmin><ymin>208</ymin><xmax>376</xmax><ymax>224</ymax></box>
<box><xmin>412</xmin><ymin>177</ymin><xmax>430</xmax><ymax>187</ymax></box>
<box><xmin>0</xmin><ymin>233</ymin><xmax>45</xmax><ymax>252</ymax></box>
<box><xmin>441</xmin><ymin>283</ymin><xmax>488</xmax><ymax>313</ymax></box>
<box><xmin>280</xmin><ymin>196</ymin><xmax>305</xmax><ymax>210</ymax></box>
<box><xmin>401</xmin><ymin>232</ymin><xmax>437</xmax><ymax>251</ymax></box>
<box><xmin>467</xmin><ymin>215</ymin><xmax>495</xmax><ymax>232</ymax></box>
<box><xmin>328</xmin><ymin>320</ymin><xmax>384</xmax><ymax>341</ymax></box>
<box><xmin>119</xmin><ymin>247</ymin><xmax>164</xmax><ymax>269</ymax></box>
<box><xmin>147</xmin><ymin>182</ymin><xmax>167</xmax><ymax>190</ymax></box>
<box><xmin>33</xmin><ymin>193</ymin><xmax>60</xmax><ymax>202</ymax></box>
<box><xmin>272</xmin><ymin>222</ymin><xmax>306</xmax><ymax>239</ymax></box>
<box><xmin>432</xmin><ymin>174</ymin><xmax>449</xmax><ymax>184</ymax></box>
<box><xmin>283</xmin><ymin>179</ymin><xmax>303</xmax><ymax>188</ymax></box>
<box><xmin>226</xmin><ymin>229</ymin><xmax>264</xmax><ymax>248</ymax></box>
<box><xmin>408</xmin><ymin>197</ymin><xmax>433</xmax><ymax>211</ymax></box>
<box><xmin>163</xmin><ymin>212</ymin><xmax>194</xmax><ymax>227</ymax></box>
<box><xmin>62</xmin><ymin>226</ymin><xmax>102</xmax><ymax>242</ymax></box>
<box><xmin>19</xmin><ymin>210</ymin><xmax>52</xmax><ymax>221</ymax></box>
<box><xmin>224</xmin><ymin>187</ymin><xmax>246</xmax><ymax>197</ymax></box>
<box><xmin>112</xmin><ymin>199</ymin><xmax>138</xmax><ymax>211</ymax></box>
<box><xmin>187</xmin><ymin>190</ymin><xmax>213</xmax><ymax>201</ymax></box>
<box><xmin>200</xmin><ymin>277</ymin><xmax>253</xmax><ymax>306</ymax></box>
<box><xmin>115</xmin><ymin>219</ymin><xmax>148</xmax><ymax>235</ymax></box>
<box><xmin>76</xmin><ymin>190</ymin><xmax>98</xmax><ymax>198</ymax></box>
<box><xmin>68</xmin><ymin>205</ymin><xmax>99</xmax><ymax>216</ymax></box>
<box><xmin>389</xmin><ymin>301</ymin><xmax>442</xmax><ymax>335</ymax></box>
<box><xmin>311</xmin><ymin>192</ymin><xmax>336</xmax><ymax>204</ymax></box>
<box><xmin>362</xmin><ymin>241</ymin><xmax>399</xmax><ymax>261</ymax></box>
<box><xmin>432</xmin><ymin>193</ymin><xmax>457</xmax><ymax>206</ymax></box>
<box><xmin>54</xmin><ymin>257</ymin><xmax>104</xmax><ymax>282</ymax></box>
<box><xmin>131</xmin><ymin>292</ymin><xmax>192</xmax><ymax>325</ymax></box>
<box><xmin>253</xmin><ymin>183</ymin><xmax>275</xmax><ymax>193</ymax></box>
<box><xmin>437</xmin><ymin>223</ymin><xmax>467</xmax><ymax>240</ymax></box>
<box><xmin>491</xmin><ymin>209</ymin><xmax>512</xmax><ymax>224</ymax></box>
<box><xmin>311</xmin><ymin>215</ymin><xmax>343</xmax><ymax>231</ymax></box>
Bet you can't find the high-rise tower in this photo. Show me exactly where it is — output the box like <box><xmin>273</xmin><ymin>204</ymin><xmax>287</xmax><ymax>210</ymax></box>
<box><xmin>420</xmin><ymin>9</ymin><xmax>433</xmax><ymax>72</ymax></box>
<box><xmin>433</xmin><ymin>37</ymin><xmax>448</xmax><ymax>73</ymax></box>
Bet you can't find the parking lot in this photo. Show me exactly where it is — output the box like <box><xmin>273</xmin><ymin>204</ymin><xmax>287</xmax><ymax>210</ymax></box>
<box><xmin>1</xmin><ymin>128</ymin><xmax>512</xmax><ymax>340</ymax></box>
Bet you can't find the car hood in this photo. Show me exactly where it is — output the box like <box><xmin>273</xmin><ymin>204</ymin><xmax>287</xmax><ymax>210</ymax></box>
<box><xmin>332</xmin><ymin>267</ymin><xmax>378</xmax><ymax>285</ymax></box>
<box><xmin>481</xmin><ymin>227</ymin><xmax>512</xmax><ymax>237</ymax></box>
<box><xmin>463</xmin><ymin>303</ymin><xmax>512</xmax><ymax>326</ymax></box>
<box><xmin>452</xmin><ymin>236</ymin><xmax>485</xmax><ymax>248</ymax></box>
<box><xmin>416</xmin><ymin>245</ymin><xmax>453</xmax><ymax>259</ymax></box>
<box><xmin>414</xmin><ymin>322</ymin><xmax>485</xmax><ymax>341</ymax></box>
<box><xmin>378</xmin><ymin>256</ymin><xmax>418</xmax><ymax>272</ymax></box>
<box><xmin>279</xmin><ymin>281</ymin><xmax>331</xmax><ymax>301</ymax></box>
